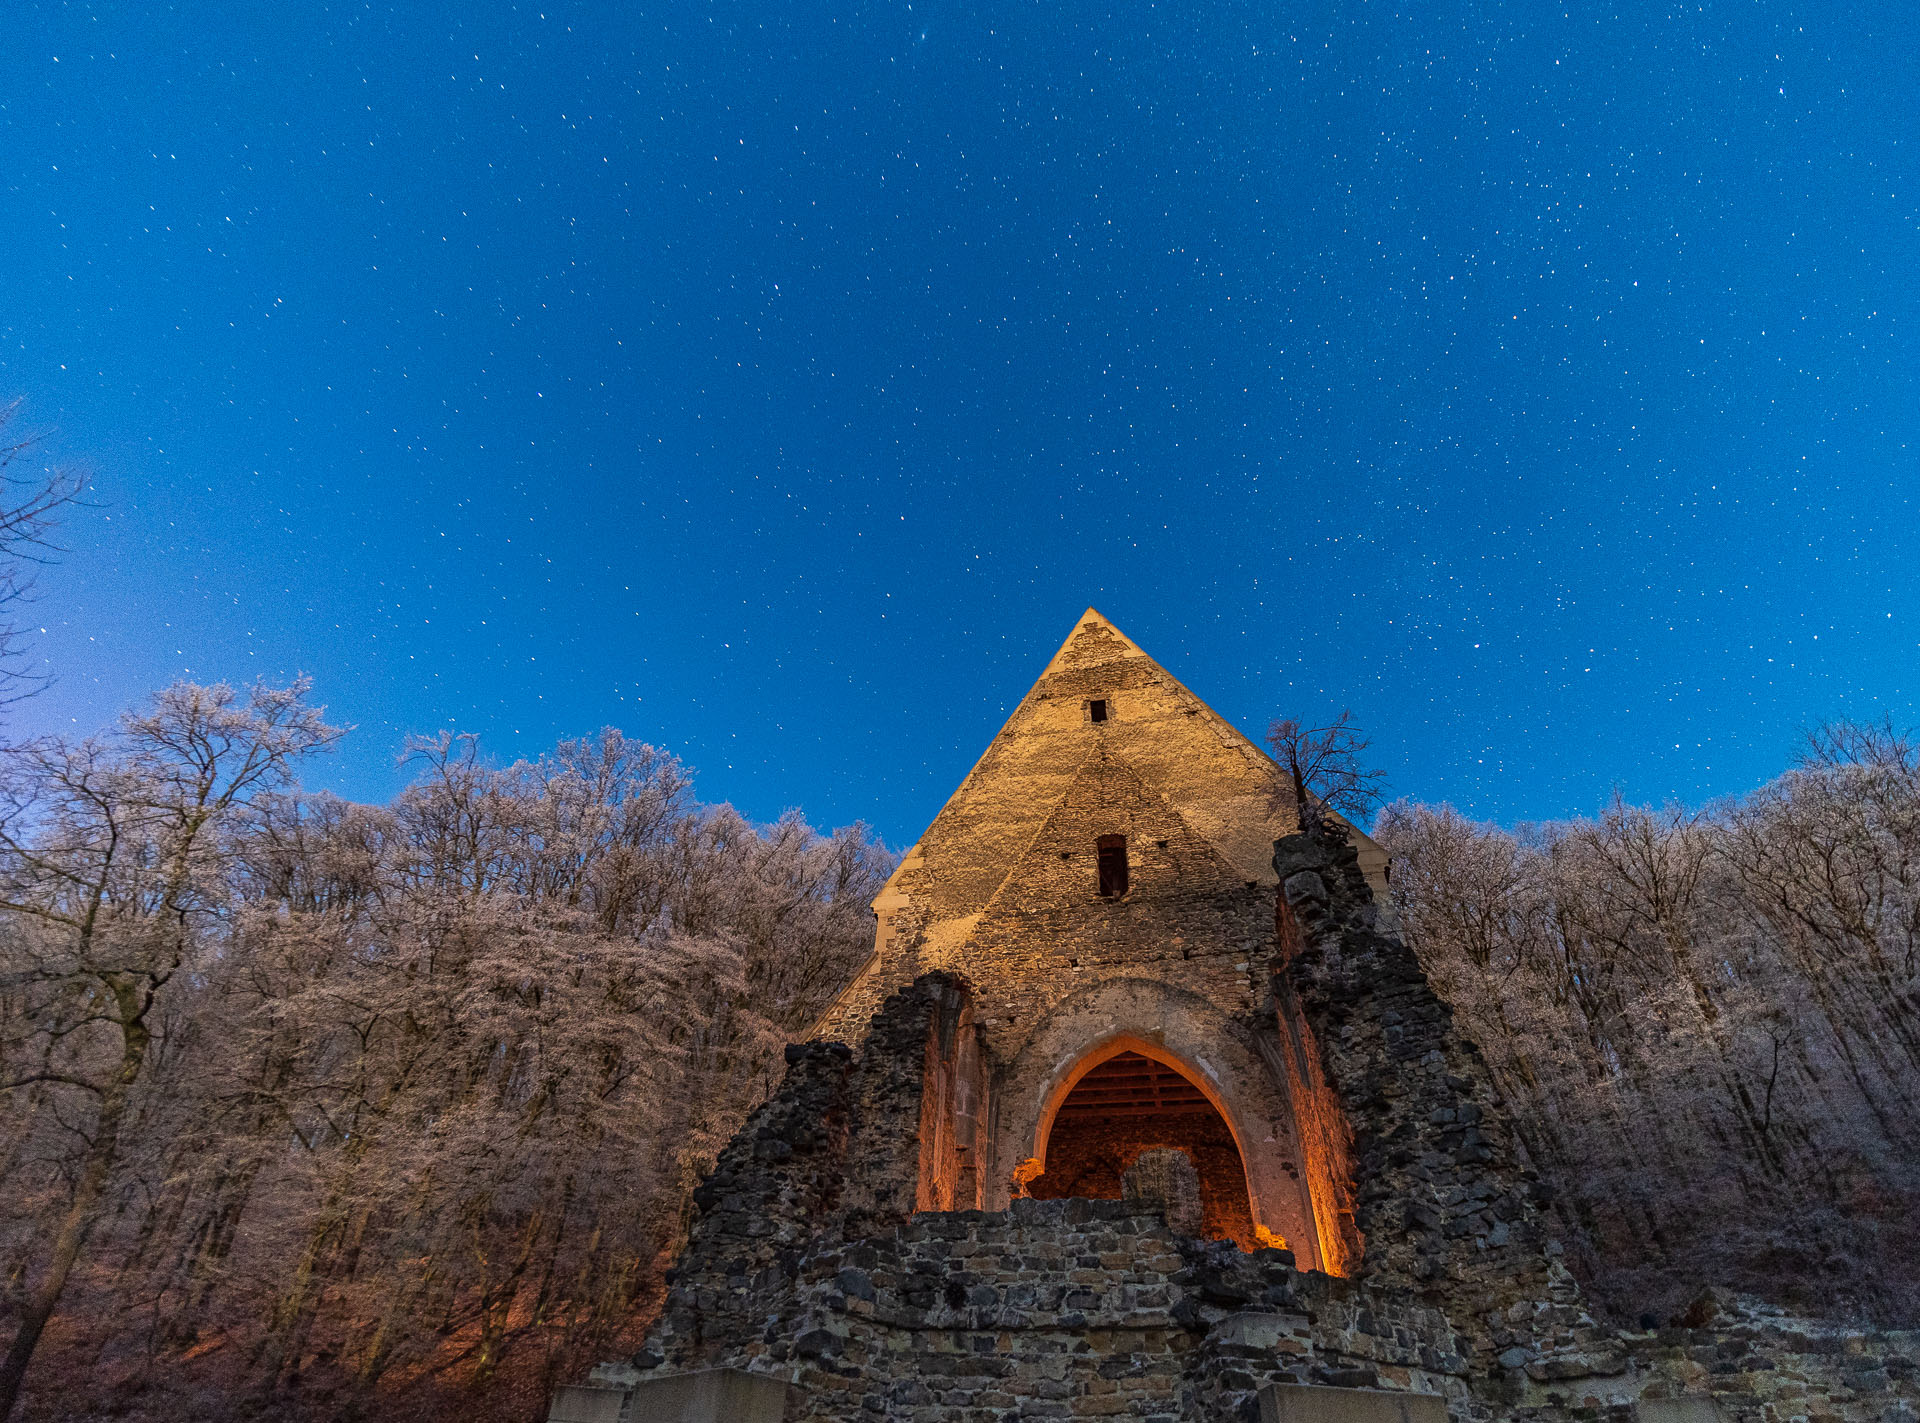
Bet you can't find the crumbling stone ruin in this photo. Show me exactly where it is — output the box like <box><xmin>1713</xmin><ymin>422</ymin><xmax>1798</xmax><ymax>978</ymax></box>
<box><xmin>550</xmin><ymin>611</ymin><xmax>1917</xmax><ymax>1423</ymax></box>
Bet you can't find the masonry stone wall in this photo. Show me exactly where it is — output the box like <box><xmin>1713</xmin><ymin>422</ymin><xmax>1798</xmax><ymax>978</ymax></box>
<box><xmin>609</xmin><ymin>1192</ymin><xmax>1915</xmax><ymax>1423</ymax></box>
<box><xmin>562</xmin><ymin>612</ymin><xmax>1914</xmax><ymax>1423</ymax></box>
<box><xmin>649</xmin><ymin>974</ymin><xmax>971</xmax><ymax>1369</ymax></box>
<box><xmin>618</xmin><ymin>1195</ymin><xmax>1474</xmax><ymax>1422</ymax></box>
<box><xmin>917</xmin><ymin>978</ymin><xmax>991</xmax><ymax>1211</ymax></box>
<box><xmin>1272</xmin><ymin>829</ymin><xmax>1554</xmax><ymax>1354</ymax></box>
<box><xmin>1260</xmin><ymin>926</ymin><xmax>1365</xmax><ymax>1277</ymax></box>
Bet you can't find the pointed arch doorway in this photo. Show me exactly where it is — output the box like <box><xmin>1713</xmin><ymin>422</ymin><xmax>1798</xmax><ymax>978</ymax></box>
<box><xmin>1025</xmin><ymin>1040</ymin><xmax>1259</xmax><ymax>1248</ymax></box>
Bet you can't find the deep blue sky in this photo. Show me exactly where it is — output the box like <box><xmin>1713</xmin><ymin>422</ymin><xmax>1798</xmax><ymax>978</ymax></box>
<box><xmin>3</xmin><ymin>0</ymin><xmax>1915</xmax><ymax>843</ymax></box>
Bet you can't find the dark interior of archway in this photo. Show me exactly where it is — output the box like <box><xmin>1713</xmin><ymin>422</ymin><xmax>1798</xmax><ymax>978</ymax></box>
<box><xmin>1029</xmin><ymin>1051</ymin><xmax>1257</xmax><ymax>1249</ymax></box>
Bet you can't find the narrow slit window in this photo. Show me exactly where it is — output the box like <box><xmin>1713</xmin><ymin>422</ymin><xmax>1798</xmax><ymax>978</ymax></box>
<box><xmin>1088</xmin><ymin>698</ymin><xmax>1109</xmax><ymax>723</ymax></box>
<box><xmin>1097</xmin><ymin>835</ymin><xmax>1129</xmax><ymax>898</ymax></box>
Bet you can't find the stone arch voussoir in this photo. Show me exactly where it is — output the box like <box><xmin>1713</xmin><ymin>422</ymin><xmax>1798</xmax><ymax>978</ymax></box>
<box><xmin>990</xmin><ymin>977</ymin><xmax>1325</xmax><ymax>1268</ymax></box>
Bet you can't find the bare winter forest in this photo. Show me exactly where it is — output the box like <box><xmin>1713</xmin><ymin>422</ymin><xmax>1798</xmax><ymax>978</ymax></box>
<box><xmin>0</xmin><ymin>680</ymin><xmax>1916</xmax><ymax>1422</ymax></box>
<box><xmin>0</xmin><ymin>682</ymin><xmax>892</xmax><ymax>1422</ymax></box>
<box><xmin>1377</xmin><ymin>720</ymin><xmax>1920</xmax><ymax>1329</ymax></box>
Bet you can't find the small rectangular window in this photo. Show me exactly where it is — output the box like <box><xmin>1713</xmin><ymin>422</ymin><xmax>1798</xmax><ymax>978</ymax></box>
<box><xmin>1097</xmin><ymin>835</ymin><xmax>1129</xmax><ymax>898</ymax></box>
<box><xmin>1089</xmin><ymin>699</ymin><xmax>1109</xmax><ymax>723</ymax></box>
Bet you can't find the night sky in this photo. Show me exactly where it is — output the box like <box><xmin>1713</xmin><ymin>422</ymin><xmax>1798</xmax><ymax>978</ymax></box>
<box><xmin>3</xmin><ymin>1</ymin><xmax>1916</xmax><ymax>843</ymax></box>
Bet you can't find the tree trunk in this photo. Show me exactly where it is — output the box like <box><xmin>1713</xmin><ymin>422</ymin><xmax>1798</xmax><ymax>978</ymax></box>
<box><xmin>0</xmin><ymin>1000</ymin><xmax>149</xmax><ymax>1421</ymax></box>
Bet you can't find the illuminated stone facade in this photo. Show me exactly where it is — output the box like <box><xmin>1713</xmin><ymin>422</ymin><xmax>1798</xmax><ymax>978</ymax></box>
<box><xmin>816</xmin><ymin>608</ymin><xmax>1389</xmax><ymax>1271</ymax></box>
<box><xmin>549</xmin><ymin>611</ymin><xmax>1918</xmax><ymax>1423</ymax></box>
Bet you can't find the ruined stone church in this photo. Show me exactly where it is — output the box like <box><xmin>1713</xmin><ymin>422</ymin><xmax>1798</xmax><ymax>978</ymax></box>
<box><xmin>812</xmin><ymin>606</ymin><xmax>1388</xmax><ymax>1271</ymax></box>
<box><xmin>551</xmin><ymin>612</ymin><xmax>1913</xmax><ymax>1423</ymax></box>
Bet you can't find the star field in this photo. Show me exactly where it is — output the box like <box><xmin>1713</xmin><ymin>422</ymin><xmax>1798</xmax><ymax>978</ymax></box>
<box><xmin>2</xmin><ymin>0</ymin><xmax>1916</xmax><ymax>841</ymax></box>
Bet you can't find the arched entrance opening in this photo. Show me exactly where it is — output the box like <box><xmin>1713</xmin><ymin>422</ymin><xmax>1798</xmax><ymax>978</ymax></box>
<box><xmin>1026</xmin><ymin>1046</ymin><xmax>1258</xmax><ymax>1248</ymax></box>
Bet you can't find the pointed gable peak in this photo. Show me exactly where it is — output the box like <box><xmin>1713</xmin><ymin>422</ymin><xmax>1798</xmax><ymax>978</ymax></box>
<box><xmin>1037</xmin><ymin>607</ymin><xmax>1151</xmax><ymax>681</ymax></box>
<box><xmin>837</xmin><ymin>606</ymin><xmax>1394</xmax><ymax>1024</ymax></box>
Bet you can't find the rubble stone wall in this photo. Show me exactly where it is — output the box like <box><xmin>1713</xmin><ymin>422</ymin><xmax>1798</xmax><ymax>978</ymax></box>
<box><xmin>611</xmin><ymin>1200</ymin><xmax>1915</xmax><ymax>1423</ymax></box>
<box><xmin>618</xmin><ymin>1198</ymin><xmax>1471</xmax><ymax>1422</ymax></box>
<box><xmin>651</xmin><ymin>973</ymin><xmax>977</xmax><ymax>1369</ymax></box>
<box><xmin>1273</xmin><ymin>830</ymin><xmax>1556</xmax><ymax>1354</ymax></box>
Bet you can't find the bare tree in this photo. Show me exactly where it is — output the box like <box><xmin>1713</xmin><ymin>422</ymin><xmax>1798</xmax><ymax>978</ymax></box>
<box><xmin>1266</xmin><ymin>710</ymin><xmax>1389</xmax><ymax>833</ymax></box>
<box><xmin>0</xmin><ymin>681</ymin><xmax>342</xmax><ymax>1420</ymax></box>
<box><xmin>1797</xmin><ymin>715</ymin><xmax>1916</xmax><ymax>774</ymax></box>
<box><xmin>0</xmin><ymin>402</ymin><xmax>86</xmax><ymax>704</ymax></box>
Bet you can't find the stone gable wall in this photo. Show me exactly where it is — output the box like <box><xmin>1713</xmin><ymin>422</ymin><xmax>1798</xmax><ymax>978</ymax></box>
<box><xmin>815</xmin><ymin>613</ymin><xmax>1312</xmax><ymax>1055</ymax></box>
<box><xmin>822</xmin><ymin>755</ymin><xmax>1284</xmax><ymax>1066</ymax></box>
